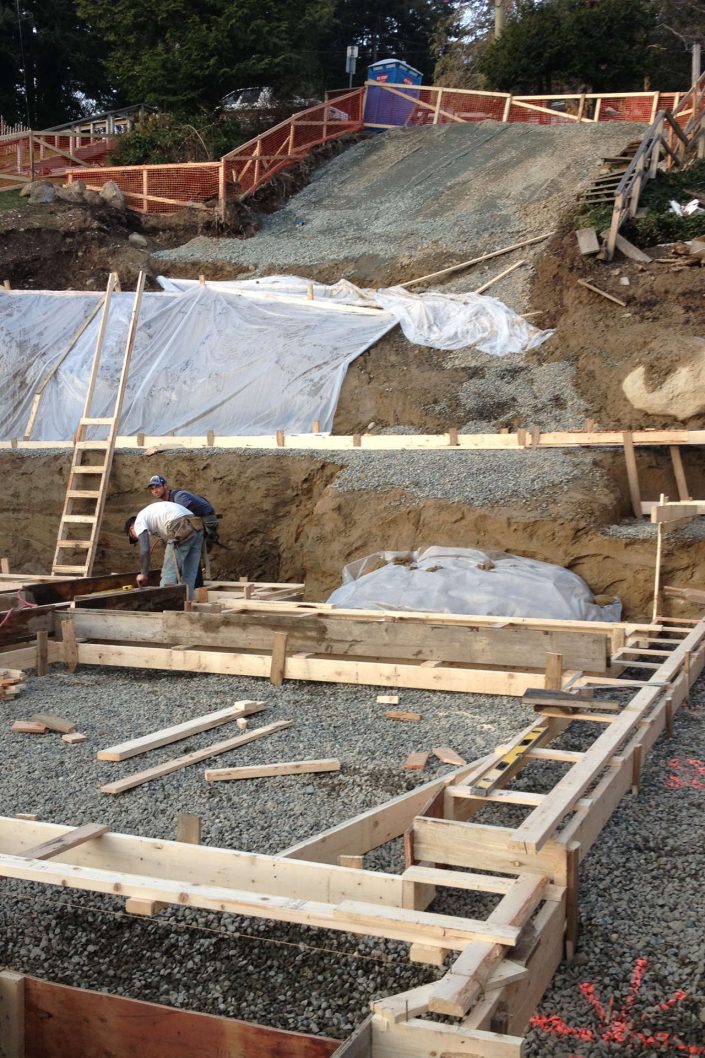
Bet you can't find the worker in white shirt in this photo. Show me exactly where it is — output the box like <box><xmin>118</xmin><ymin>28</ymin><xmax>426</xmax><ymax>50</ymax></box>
<box><xmin>124</xmin><ymin>500</ymin><xmax>204</xmax><ymax>599</ymax></box>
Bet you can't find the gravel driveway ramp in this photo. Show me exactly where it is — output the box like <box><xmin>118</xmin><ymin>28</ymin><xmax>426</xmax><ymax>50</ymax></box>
<box><xmin>157</xmin><ymin>120</ymin><xmax>640</xmax><ymax>293</ymax></box>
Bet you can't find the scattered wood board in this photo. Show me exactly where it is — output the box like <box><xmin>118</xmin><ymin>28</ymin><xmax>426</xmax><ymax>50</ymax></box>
<box><xmin>576</xmin><ymin>227</ymin><xmax>600</xmax><ymax>255</ymax></box>
<box><xmin>97</xmin><ymin>701</ymin><xmax>266</xmax><ymax>761</ymax></box>
<box><xmin>31</xmin><ymin>713</ymin><xmax>76</xmax><ymax>734</ymax></box>
<box><xmin>404</xmin><ymin>751</ymin><xmax>429</xmax><ymax>771</ymax></box>
<box><xmin>11</xmin><ymin>721</ymin><xmax>47</xmax><ymax>734</ymax></box>
<box><xmin>99</xmin><ymin>720</ymin><xmax>292</xmax><ymax>795</ymax></box>
<box><xmin>204</xmin><ymin>758</ymin><xmax>341</xmax><ymax>782</ymax></box>
<box><xmin>377</xmin><ymin>694</ymin><xmax>399</xmax><ymax>705</ymax></box>
<box><xmin>62</xmin><ymin>732</ymin><xmax>87</xmax><ymax>745</ymax></box>
<box><xmin>386</xmin><ymin>710</ymin><xmax>422</xmax><ymax>722</ymax></box>
<box><xmin>18</xmin><ymin>823</ymin><xmax>109</xmax><ymax>861</ymax></box>
<box><xmin>433</xmin><ymin>747</ymin><xmax>468</xmax><ymax>765</ymax></box>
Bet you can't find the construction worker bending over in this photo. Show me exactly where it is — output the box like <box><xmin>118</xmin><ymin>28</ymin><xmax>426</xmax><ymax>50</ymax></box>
<box><xmin>146</xmin><ymin>474</ymin><xmax>220</xmax><ymax>550</ymax></box>
<box><xmin>124</xmin><ymin>501</ymin><xmax>204</xmax><ymax>599</ymax></box>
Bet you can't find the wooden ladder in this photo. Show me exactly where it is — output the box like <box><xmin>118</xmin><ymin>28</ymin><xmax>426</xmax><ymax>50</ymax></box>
<box><xmin>51</xmin><ymin>271</ymin><xmax>146</xmax><ymax>578</ymax></box>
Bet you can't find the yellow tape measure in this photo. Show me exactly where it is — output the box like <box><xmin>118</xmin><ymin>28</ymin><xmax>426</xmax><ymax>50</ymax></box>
<box><xmin>470</xmin><ymin>724</ymin><xmax>547</xmax><ymax>795</ymax></box>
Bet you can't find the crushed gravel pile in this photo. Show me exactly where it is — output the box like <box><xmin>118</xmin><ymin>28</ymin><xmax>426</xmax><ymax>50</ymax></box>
<box><xmin>330</xmin><ymin>447</ymin><xmax>608</xmax><ymax>510</ymax></box>
<box><xmin>1</xmin><ymin>663</ymin><xmax>703</xmax><ymax>1051</ymax></box>
<box><xmin>156</xmin><ymin>121</ymin><xmax>641</xmax><ymax>299</ymax></box>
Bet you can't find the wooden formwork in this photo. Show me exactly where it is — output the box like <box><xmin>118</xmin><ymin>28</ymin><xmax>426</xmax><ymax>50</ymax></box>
<box><xmin>0</xmin><ymin>972</ymin><xmax>337</xmax><ymax>1058</ymax></box>
<box><xmin>0</xmin><ymin>599</ymin><xmax>702</xmax><ymax>1056</ymax></box>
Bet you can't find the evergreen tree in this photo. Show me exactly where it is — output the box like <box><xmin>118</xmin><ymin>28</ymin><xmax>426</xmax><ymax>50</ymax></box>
<box><xmin>479</xmin><ymin>0</ymin><xmax>662</xmax><ymax>94</ymax></box>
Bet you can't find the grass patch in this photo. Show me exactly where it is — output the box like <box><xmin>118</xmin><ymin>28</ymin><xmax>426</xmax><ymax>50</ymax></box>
<box><xmin>0</xmin><ymin>190</ymin><xmax>26</xmax><ymax>211</ymax></box>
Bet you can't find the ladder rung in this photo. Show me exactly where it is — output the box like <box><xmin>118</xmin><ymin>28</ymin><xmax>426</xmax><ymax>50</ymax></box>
<box><xmin>67</xmin><ymin>490</ymin><xmax>101</xmax><ymax>499</ymax></box>
<box><xmin>71</xmin><ymin>466</ymin><xmax>105</xmax><ymax>474</ymax></box>
<box><xmin>56</xmin><ymin>540</ymin><xmax>92</xmax><ymax>549</ymax></box>
<box><xmin>75</xmin><ymin>441</ymin><xmax>110</xmax><ymax>450</ymax></box>
<box><xmin>61</xmin><ymin>515</ymin><xmax>97</xmax><ymax>524</ymax></box>
<box><xmin>52</xmin><ymin>564</ymin><xmax>89</xmax><ymax>573</ymax></box>
<box><xmin>81</xmin><ymin>417</ymin><xmax>114</xmax><ymax>426</ymax></box>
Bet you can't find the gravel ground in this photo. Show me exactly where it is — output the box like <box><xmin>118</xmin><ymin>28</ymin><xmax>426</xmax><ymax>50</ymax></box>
<box><xmin>0</xmin><ymin>667</ymin><xmax>523</xmax><ymax>1037</ymax></box>
<box><xmin>1</xmin><ymin>664</ymin><xmax>703</xmax><ymax>1052</ymax></box>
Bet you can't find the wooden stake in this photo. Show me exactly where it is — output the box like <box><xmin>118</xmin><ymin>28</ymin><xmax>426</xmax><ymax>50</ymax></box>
<box><xmin>631</xmin><ymin>743</ymin><xmax>643</xmax><ymax>794</ymax></box>
<box><xmin>0</xmin><ymin>970</ymin><xmax>25</xmax><ymax>1058</ymax></box>
<box><xmin>577</xmin><ymin>278</ymin><xmax>627</xmax><ymax>307</ymax></box>
<box><xmin>473</xmin><ymin>258</ymin><xmax>526</xmax><ymax>295</ymax></box>
<box><xmin>652</xmin><ymin>494</ymin><xmax>666</xmax><ymax>623</ymax></box>
<box><xmin>176</xmin><ymin>813</ymin><xmax>201</xmax><ymax>844</ymax></box>
<box><xmin>0</xmin><ymin>557</ymin><xmax>9</xmax><ymax>574</ymax></box>
<box><xmin>565</xmin><ymin>843</ymin><xmax>580</xmax><ymax>961</ymax></box>
<box><xmin>669</xmin><ymin>445</ymin><xmax>690</xmax><ymax>501</ymax></box>
<box><xmin>270</xmin><ymin>631</ymin><xmax>288</xmax><ymax>686</ymax></box>
<box><xmin>544</xmin><ymin>653</ymin><xmax>564</xmax><ymax>691</ymax></box>
<box><xmin>400</xmin><ymin>232</ymin><xmax>553</xmax><ymax>289</ymax></box>
<box><xmin>622</xmin><ymin>431</ymin><xmax>642</xmax><ymax>519</ymax></box>
<box><xmin>62</xmin><ymin>620</ymin><xmax>79</xmax><ymax>673</ymax></box>
<box><xmin>35</xmin><ymin>630</ymin><xmax>48</xmax><ymax>677</ymax></box>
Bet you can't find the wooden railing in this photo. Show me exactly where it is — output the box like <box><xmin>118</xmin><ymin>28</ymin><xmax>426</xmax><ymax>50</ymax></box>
<box><xmin>605</xmin><ymin>72</ymin><xmax>705</xmax><ymax>259</ymax></box>
<box><xmin>0</xmin><ymin>129</ymin><xmax>114</xmax><ymax>189</ymax></box>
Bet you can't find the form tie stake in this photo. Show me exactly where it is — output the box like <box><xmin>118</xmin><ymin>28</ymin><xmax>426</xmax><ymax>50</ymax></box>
<box><xmin>530</xmin><ymin>957</ymin><xmax>705</xmax><ymax>1054</ymax></box>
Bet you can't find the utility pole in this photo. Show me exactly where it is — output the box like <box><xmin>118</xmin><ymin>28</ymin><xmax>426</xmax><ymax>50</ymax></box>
<box><xmin>495</xmin><ymin>0</ymin><xmax>506</xmax><ymax>39</ymax></box>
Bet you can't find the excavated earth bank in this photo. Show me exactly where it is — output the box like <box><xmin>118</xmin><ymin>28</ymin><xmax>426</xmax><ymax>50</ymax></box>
<box><xmin>4</xmin><ymin>447</ymin><xmax>705</xmax><ymax>618</ymax></box>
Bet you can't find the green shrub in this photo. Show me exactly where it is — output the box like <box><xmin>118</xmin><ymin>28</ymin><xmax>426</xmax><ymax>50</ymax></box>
<box><xmin>109</xmin><ymin>113</ymin><xmax>248</xmax><ymax>166</ymax></box>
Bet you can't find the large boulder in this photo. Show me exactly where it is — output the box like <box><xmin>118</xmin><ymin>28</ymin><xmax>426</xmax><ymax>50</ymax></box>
<box><xmin>100</xmin><ymin>180</ymin><xmax>126</xmax><ymax>210</ymax></box>
<box><xmin>622</xmin><ymin>335</ymin><xmax>705</xmax><ymax>419</ymax></box>
<box><xmin>27</xmin><ymin>181</ymin><xmax>56</xmax><ymax>204</ymax></box>
<box><xmin>56</xmin><ymin>179</ymin><xmax>87</xmax><ymax>204</ymax></box>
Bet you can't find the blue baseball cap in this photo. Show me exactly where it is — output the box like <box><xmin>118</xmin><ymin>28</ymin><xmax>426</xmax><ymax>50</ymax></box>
<box><xmin>147</xmin><ymin>474</ymin><xmax>167</xmax><ymax>488</ymax></box>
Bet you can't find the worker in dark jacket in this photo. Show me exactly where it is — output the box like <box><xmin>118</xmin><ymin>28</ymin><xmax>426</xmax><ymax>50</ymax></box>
<box><xmin>147</xmin><ymin>475</ymin><xmax>220</xmax><ymax>587</ymax></box>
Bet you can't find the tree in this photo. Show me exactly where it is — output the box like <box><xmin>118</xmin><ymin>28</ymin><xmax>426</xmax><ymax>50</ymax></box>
<box><xmin>479</xmin><ymin>0</ymin><xmax>661</xmax><ymax>94</ymax></box>
<box><xmin>76</xmin><ymin>0</ymin><xmax>336</xmax><ymax>112</ymax></box>
<box><xmin>1</xmin><ymin>0</ymin><xmax>112</xmax><ymax>128</ymax></box>
<box><xmin>319</xmin><ymin>0</ymin><xmax>450</xmax><ymax>87</ymax></box>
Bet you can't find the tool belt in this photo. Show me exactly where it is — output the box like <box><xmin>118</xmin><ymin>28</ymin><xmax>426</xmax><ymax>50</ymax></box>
<box><xmin>165</xmin><ymin>516</ymin><xmax>203</xmax><ymax>545</ymax></box>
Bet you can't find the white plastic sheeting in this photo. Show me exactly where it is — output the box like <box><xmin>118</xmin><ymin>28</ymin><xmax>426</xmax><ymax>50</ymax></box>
<box><xmin>327</xmin><ymin>546</ymin><xmax>621</xmax><ymax>622</ymax></box>
<box><xmin>0</xmin><ymin>286</ymin><xmax>395</xmax><ymax>440</ymax></box>
<box><xmin>159</xmin><ymin>275</ymin><xmax>554</xmax><ymax>357</ymax></box>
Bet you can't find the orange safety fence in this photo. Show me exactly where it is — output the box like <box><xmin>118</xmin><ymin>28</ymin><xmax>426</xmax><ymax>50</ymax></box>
<box><xmin>0</xmin><ymin>130</ymin><xmax>114</xmax><ymax>181</ymax></box>
<box><xmin>222</xmin><ymin>88</ymin><xmax>365</xmax><ymax>197</ymax></box>
<box><xmin>66</xmin><ymin>161</ymin><xmax>222</xmax><ymax>214</ymax></box>
<box><xmin>363</xmin><ymin>83</ymin><xmax>686</xmax><ymax>129</ymax></box>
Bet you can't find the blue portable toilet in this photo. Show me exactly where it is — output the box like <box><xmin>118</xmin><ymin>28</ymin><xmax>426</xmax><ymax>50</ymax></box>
<box><xmin>364</xmin><ymin>59</ymin><xmax>423</xmax><ymax>128</ymax></box>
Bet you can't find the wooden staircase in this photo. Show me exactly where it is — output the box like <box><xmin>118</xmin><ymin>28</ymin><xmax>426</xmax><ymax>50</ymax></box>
<box><xmin>579</xmin><ymin>140</ymin><xmax>642</xmax><ymax>208</ymax></box>
<box><xmin>51</xmin><ymin>271</ymin><xmax>146</xmax><ymax>577</ymax></box>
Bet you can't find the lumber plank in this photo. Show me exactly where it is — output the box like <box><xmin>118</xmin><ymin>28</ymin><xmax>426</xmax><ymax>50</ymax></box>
<box><xmin>99</xmin><ymin>720</ymin><xmax>293</xmax><ymax>794</ymax></box>
<box><xmin>433</xmin><ymin>747</ymin><xmax>467</xmax><ymax>765</ymax></box>
<box><xmin>204</xmin><ymin>758</ymin><xmax>341</xmax><ymax>781</ymax></box>
<box><xmin>23</xmin><ymin>976</ymin><xmax>339</xmax><ymax>1058</ymax></box>
<box><xmin>334</xmin><ymin>900</ymin><xmax>520</xmax><ymax>947</ymax></box>
<box><xmin>69</xmin><ymin>639</ymin><xmax>551</xmax><ymax>697</ymax></box>
<box><xmin>11</xmin><ymin>721</ymin><xmax>46</xmax><ymax>734</ymax></box>
<box><xmin>0</xmin><ymin>816</ymin><xmax>403</xmax><ymax>906</ymax></box>
<box><xmin>30</xmin><ymin>713</ymin><xmax>75</xmax><ymax>734</ymax></box>
<box><xmin>403</xmin><ymin>751</ymin><xmax>428</xmax><ymax>771</ymax></box>
<box><xmin>370</xmin><ymin>1016</ymin><xmax>523</xmax><ymax>1058</ymax></box>
<box><xmin>96</xmin><ymin>701</ymin><xmax>266</xmax><ymax>761</ymax></box>
<box><xmin>18</xmin><ymin>822</ymin><xmax>109</xmax><ymax>860</ymax></box>
<box><xmin>577</xmin><ymin>278</ymin><xmax>627</xmax><ymax>306</ymax></box>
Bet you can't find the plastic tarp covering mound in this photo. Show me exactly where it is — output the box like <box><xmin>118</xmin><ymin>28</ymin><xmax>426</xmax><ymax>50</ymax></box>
<box><xmin>160</xmin><ymin>275</ymin><xmax>554</xmax><ymax>357</ymax></box>
<box><xmin>327</xmin><ymin>546</ymin><xmax>622</xmax><ymax>622</ymax></box>
<box><xmin>0</xmin><ymin>286</ymin><xmax>396</xmax><ymax>440</ymax></box>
